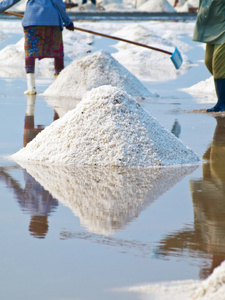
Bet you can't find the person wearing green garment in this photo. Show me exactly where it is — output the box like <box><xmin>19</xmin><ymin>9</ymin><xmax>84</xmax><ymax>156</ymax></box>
<box><xmin>193</xmin><ymin>0</ymin><xmax>225</xmax><ymax>112</ymax></box>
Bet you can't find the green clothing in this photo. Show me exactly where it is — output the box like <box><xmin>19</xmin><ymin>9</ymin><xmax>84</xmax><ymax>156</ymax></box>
<box><xmin>205</xmin><ymin>44</ymin><xmax>225</xmax><ymax>78</ymax></box>
<box><xmin>193</xmin><ymin>0</ymin><xmax>225</xmax><ymax>44</ymax></box>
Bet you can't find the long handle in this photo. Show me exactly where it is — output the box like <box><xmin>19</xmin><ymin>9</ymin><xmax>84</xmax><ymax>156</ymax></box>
<box><xmin>2</xmin><ymin>11</ymin><xmax>172</xmax><ymax>55</ymax></box>
<box><xmin>3</xmin><ymin>11</ymin><xmax>24</xmax><ymax>18</ymax></box>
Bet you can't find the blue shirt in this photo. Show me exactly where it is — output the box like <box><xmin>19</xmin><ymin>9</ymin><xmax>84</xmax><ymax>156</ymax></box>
<box><xmin>0</xmin><ymin>0</ymin><xmax>72</xmax><ymax>29</ymax></box>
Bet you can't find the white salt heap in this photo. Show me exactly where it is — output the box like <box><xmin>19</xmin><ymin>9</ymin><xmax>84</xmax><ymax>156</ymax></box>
<box><xmin>192</xmin><ymin>260</ymin><xmax>225</xmax><ymax>299</ymax></box>
<box><xmin>138</xmin><ymin>0</ymin><xmax>176</xmax><ymax>12</ymax></box>
<box><xmin>112</xmin><ymin>24</ymin><xmax>191</xmax><ymax>81</ymax></box>
<box><xmin>0</xmin><ymin>32</ymin><xmax>92</xmax><ymax>78</ymax></box>
<box><xmin>43</xmin><ymin>50</ymin><xmax>153</xmax><ymax>99</ymax></box>
<box><xmin>124</xmin><ymin>260</ymin><xmax>225</xmax><ymax>300</ymax></box>
<box><xmin>182</xmin><ymin>77</ymin><xmax>216</xmax><ymax>104</ymax></box>
<box><xmin>11</xmin><ymin>85</ymin><xmax>199</xmax><ymax>167</ymax></box>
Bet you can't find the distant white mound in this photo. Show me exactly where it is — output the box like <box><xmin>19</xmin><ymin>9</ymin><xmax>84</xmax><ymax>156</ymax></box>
<box><xmin>182</xmin><ymin>77</ymin><xmax>216</xmax><ymax>103</ymax></box>
<box><xmin>11</xmin><ymin>85</ymin><xmax>200</xmax><ymax>167</ymax></box>
<box><xmin>43</xmin><ymin>50</ymin><xmax>153</xmax><ymax>99</ymax></box>
<box><xmin>0</xmin><ymin>35</ymin><xmax>92</xmax><ymax>78</ymax></box>
<box><xmin>104</xmin><ymin>3</ymin><xmax>134</xmax><ymax>10</ymax></box>
<box><xmin>138</xmin><ymin>0</ymin><xmax>176</xmax><ymax>12</ymax></box>
<box><xmin>112</xmin><ymin>23</ymin><xmax>191</xmax><ymax>81</ymax></box>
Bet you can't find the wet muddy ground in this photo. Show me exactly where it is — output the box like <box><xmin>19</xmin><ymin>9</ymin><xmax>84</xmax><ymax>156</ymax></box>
<box><xmin>0</xmin><ymin>19</ymin><xmax>224</xmax><ymax>300</ymax></box>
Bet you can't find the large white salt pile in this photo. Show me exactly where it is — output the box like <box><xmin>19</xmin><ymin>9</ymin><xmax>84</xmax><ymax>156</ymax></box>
<box><xmin>138</xmin><ymin>0</ymin><xmax>176</xmax><ymax>12</ymax></box>
<box><xmin>11</xmin><ymin>85</ymin><xmax>200</xmax><ymax>167</ymax></box>
<box><xmin>14</xmin><ymin>163</ymin><xmax>198</xmax><ymax>235</ymax></box>
<box><xmin>43</xmin><ymin>50</ymin><xmax>153</xmax><ymax>99</ymax></box>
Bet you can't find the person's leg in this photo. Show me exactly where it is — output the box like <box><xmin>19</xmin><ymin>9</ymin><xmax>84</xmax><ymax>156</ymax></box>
<box><xmin>24</xmin><ymin>57</ymin><xmax>36</xmax><ymax>95</ymax></box>
<box><xmin>206</xmin><ymin>44</ymin><xmax>225</xmax><ymax>112</ymax></box>
<box><xmin>204</xmin><ymin>43</ymin><xmax>214</xmax><ymax>75</ymax></box>
<box><xmin>24</xmin><ymin>27</ymin><xmax>37</xmax><ymax>95</ymax></box>
<box><xmin>54</xmin><ymin>57</ymin><xmax>64</xmax><ymax>79</ymax></box>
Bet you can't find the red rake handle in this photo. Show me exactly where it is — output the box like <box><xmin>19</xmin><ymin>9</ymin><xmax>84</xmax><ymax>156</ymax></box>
<box><xmin>3</xmin><ymin>11</ymin><xmax>172</xmax><ymax>55</ymax></box>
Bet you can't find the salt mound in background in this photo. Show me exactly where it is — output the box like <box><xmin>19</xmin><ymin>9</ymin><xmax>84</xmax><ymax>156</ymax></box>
<box><xmin>15</xmin><ymin>163</ymin><xmax>198</xmax><ymax>235</ymax></box>
<box><xmin>43</xmin><ymin>50</ymin><xmax>153</xmax><ymax>99</ymax></box>
<box><xmin>11</xmin><ymin>85</ymin><xmax>200</xmax><ymax>167</ymax></box>
<box><xmin>138</xmin><ymin>0</ymin><xmax>176</xmax><ymax>12</ymax></box>
<box><xmin>182</xmin><ymin>77</ymin><xmax>216</xmax><ymax>104</ymax></box>
<box><xmin>0</xmin><ymin>34</ymin><xmax>92</xmax><ymax>78</ymax></box>
<box><xmin>112</xmin><ymin>24</ymin><xmax>191</xmax><ymax>81</ymax></box>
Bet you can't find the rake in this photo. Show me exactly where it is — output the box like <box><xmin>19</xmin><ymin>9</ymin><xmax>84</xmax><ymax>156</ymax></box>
<box><xmin>2</xmin><ymin>11</ymin><xmax>183</xmax><ymax>69</ymax></box>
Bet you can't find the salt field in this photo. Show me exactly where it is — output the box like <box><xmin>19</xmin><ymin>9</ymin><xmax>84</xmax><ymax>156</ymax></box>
<box><xmin>0</xmin><ymin>6</ymin><xmax>225</xmax><ymax>300</ymax></box>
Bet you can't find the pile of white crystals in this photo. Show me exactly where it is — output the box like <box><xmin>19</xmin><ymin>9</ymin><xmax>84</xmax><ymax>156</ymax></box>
<box><xmin>10</xmin><ymin>85</ymin><xmax>200</xmax><ymax>167</ymax></box>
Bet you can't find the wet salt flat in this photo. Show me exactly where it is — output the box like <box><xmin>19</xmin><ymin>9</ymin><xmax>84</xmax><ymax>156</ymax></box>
<box><xmin>0</xmin><ymin>18</ymin><xmax>224</xmax><ymax>300</ymax></box>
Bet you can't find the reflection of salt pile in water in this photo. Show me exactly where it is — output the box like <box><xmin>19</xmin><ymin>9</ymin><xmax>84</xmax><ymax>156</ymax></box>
<box><xmin>138</xmin><ymin>0</ymin><xmax>176</xmax><ymax>12</ymax></box>
<box><xmin>45</xmin><ymin>97</ymin><xmax>81</xmax><ymax>118</ymax></box>
<box><xmin>14</xmin><ymin>163</ymin><xmax>198</xmax><ymax>235</ymax></box>
<box><xmin>112</xmin><ymin>24</ymin><xmax>191</xmax><ymax>81</ymax></box>
<box><xmin>11</xmin><ymin>85</ymin><xmax>200</xmax><ymax>166</ymax></box>
<box><xmin>43</xmin><ymin>50</ymin><xmax>153</xmax><ymax>99</ymax></box>
<box><xmin>124</xmin><ymin>260</ymin><xmax>225</xmax><ymax>300</ymax></box>
<box><xmin>182</xmin><ymin>77</ymin><xmax>216</xmax><ymax>104</ymax></box>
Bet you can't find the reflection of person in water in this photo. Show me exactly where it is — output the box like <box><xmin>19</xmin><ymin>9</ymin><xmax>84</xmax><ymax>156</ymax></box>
<box><xmin>0</xmin><ymin>96</ymin><xmax>59</xmax><ymax>239</ymax></box>
<box><xmin>155</xmin><ymin>117</ymin><xmax>225</xmax><ymax>279</ymax></box>
<box><xmin>0</xmin><ymin>167</ymin><xmax>58</xmax><ymax>239</ymax></box>
<box><xmin>171</xmin><ymin>119</ymin><xmax>181</xmax><ymax>138</ymax></box>
<box><xmin>24</xmin><ymin>95</ymin><xmax>59</xmax><ymax>146</ymax></box>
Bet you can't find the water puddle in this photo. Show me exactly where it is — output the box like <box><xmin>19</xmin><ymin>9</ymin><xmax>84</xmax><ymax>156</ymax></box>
<box><xmin>0</xmin><ymin>19</ymin><xmax>224</xmax><ymax>300</ymax></box>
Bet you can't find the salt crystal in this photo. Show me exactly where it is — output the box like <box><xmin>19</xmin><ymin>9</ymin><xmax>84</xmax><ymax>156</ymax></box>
<box><xmin>10</xmin><ymin>85</ymin><xmax>200</xmax><ymax>167</ymax></box>
<box><xmin>43</xmin><ymin>50</ymin><xmax>153</xmax><ymax>99</ymax></box>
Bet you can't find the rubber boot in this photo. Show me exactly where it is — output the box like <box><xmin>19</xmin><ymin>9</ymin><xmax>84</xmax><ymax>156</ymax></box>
<box><xmin>24</xmin><ymin>73</ymin><xmax>36</xmax><ymax>95</ymax></box>
<box><xmin>207</xmin><ymin>78</ymin><xmax>225</xmax><ymax>112</ymax></box>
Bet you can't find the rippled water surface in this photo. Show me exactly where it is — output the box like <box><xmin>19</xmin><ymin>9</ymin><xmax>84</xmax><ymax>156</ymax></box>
<box><xmin>0</xmin><ymin>19</ymin><xmax>224</xmax><ymax>300</ymax></box>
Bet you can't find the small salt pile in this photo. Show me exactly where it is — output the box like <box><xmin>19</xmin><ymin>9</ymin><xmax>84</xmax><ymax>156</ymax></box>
<box><xmin>112</xmin><ymin>24</ymin><xmax>191</xmax><ymax>81</ymax></box>
<box><xmin>43</xmin><ymin>50</ymin><xmax>153</xmax><ymax>99</ymax></box>
<box><xmin>11</xmin><ymin>85</ymin><xmax>200</xmax><ymax>167</ymax></box>
<box><xmin>182</xmin><ymin>77</ymin><xmax>216</xmax><ymax>104</ymax></box>
<box><xmin>192</xmin><ymin>260</ymin><xmax>225</xmax><ymax>300</ymax></box>
<box><xmin>123</xmin><ymin>260</ymin><xmax>225</xmax><ymax>300</ymax></box>
<box><xmin>138</xmin><ymin>0</ymin><xmax>176</xmax><ymax>12</ymax></box>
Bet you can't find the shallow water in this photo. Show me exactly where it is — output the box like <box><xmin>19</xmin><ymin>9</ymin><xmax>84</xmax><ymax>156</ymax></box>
<box><xmin>0</xmin><ymin>20</ymin><xmax>224</xmax><ymax>300</ymax></box>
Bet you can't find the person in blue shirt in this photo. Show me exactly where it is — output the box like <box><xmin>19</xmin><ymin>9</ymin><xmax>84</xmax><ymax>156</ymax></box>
<box><xmin>82</xmin><ymin>0</ymin><xmax>96</xmax><ymax>5</ymax></box>
<box><xmin>0</xmin><ymin>0</ymin><xmax>75</xmax><ymax>94</ymax></box>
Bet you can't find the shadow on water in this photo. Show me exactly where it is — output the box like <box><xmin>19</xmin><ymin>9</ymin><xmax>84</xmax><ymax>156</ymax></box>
<box><xmin>155</xmin><ymin>116</ymin><xmax>225</xmax><ymax>279</ymax></box>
